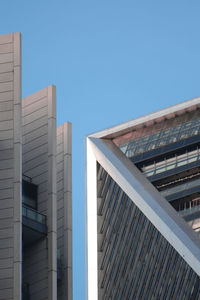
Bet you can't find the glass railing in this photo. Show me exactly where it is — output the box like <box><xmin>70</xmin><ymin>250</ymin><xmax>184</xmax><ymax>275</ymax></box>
<box><xmin>22</xmin><ymin>205</ymin><xmax>46</xmax><ymax>225</ymax></box>
<box><xmin>161</xmin><ymin>178</ymin><xmax>200</xmax><ymax>198</ymax></box>
<box><xmin>120</xmin><ymin>118</ymin><xmax>200</xmax><ymax>158</ymax></box>
<box><xmin>142</xmin><ymin>149</ymin><xmax>200</xmax><ymax>177</ymax></box>
<box><xmin>178</xmin><ymin>205</ymin><xmax>200</xmax><ymax>217</ymax></box>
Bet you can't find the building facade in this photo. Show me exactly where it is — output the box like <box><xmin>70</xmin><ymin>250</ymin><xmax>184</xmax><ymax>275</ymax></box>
<box><xmin>86</xmin><ymin>98</ymin><xmax>200</xmax><ymax>299</ymax></box>
<box><xmin>0</xmin><ymin>33</ymin><xmax>72</xmax><ymax>300</ymax></box>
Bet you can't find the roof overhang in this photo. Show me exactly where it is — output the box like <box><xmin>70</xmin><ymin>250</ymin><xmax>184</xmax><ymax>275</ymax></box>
<box><xmin>89</xmin><ymin>97</ymin><xmax>200</xmax><ymax>140</ymax></box>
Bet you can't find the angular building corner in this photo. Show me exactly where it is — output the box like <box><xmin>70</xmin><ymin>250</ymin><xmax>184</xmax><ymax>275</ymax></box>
<box><xmin>86</xmin><ymin>98</ymin><xmax>200</xmax><ymax>299</ymax></box>
<box><xmin>0</xmin><ymin>33</ymin><xmax>72</xmax><ymax>299</ymax></box>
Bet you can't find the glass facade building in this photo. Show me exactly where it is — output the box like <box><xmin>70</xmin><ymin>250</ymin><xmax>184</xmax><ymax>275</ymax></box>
<box><xmin>86</xmin><ymin>98</ymin><xmax>200</xmax><ymax>300</ymax></box>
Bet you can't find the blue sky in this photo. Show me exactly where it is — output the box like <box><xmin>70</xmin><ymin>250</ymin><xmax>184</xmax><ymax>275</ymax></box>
<box><xmin>1</xmin><ymin>1</ymin><xmax>200</xmax><ymax>299</ymax></box>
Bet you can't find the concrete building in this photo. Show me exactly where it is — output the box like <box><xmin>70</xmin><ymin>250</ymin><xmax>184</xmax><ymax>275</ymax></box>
<box><xmin>86</xmin><ymin>98</ymin><xmax>200</xmax><ymax>299</ymax></box>
<box><xmin>0</xmin><ymin>33</ymin><xmax>72</xmax><ymax>300</ymax></box>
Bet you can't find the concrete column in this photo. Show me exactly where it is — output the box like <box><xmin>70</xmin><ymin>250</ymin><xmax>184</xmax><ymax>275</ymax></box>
<box><xmin>13</xmin><ymin>32</ymin><xmax>22</xmax><ymax>300</ymax></box>
<box><xmin>63</xmin><ymin>122</ymin><xmax>72</xmax><ymax>300</ymax></box>
<box><xmin>47</xmin><ymin>85</ymin><xmax>57</xmax><ymax>300</ymax></box>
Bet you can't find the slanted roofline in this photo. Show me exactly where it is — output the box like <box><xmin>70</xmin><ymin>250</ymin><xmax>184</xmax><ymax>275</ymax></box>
<box><xmin>88</xmin><ymin>97</ymin><xmax>200</xmax><ymax>140</ymax></box>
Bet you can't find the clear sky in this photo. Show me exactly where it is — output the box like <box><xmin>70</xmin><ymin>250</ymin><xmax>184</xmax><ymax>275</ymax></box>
<box><xmin>1</xmin><ymin>1</ymin><xmax>200</xmax><ymax>299</ymax></box>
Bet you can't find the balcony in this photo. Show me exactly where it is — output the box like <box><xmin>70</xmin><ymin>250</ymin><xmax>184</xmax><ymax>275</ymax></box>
<box><xmin>22</xmin><ymin>179</ymin><xmax>47</xmax><ymax>247</ymax></box>
<box><xmin>160</xmin><ymin>177</ymin><xmax>200</xmax><ymax>202</ymax></box>
<box><xmin>179</xmin><ymin>204</ymin><xmax>200</xmax><ymax>218</ymax></box>
<box><xmin>131</xmin><ymin>133</ymin><xmax>200</xmax><ymax>164</ymax></box>
<box><xmin>142</xmin><ymin>148</ymin><xmax>200</xmax><ymax>183</ymax></box>
<box><xmin>22</xmin><ymin>205</ymin><xmax>47</xmax><ymax>247</ymax></box>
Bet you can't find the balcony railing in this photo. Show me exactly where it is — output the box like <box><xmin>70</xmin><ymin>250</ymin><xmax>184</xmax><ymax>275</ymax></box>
<box><xmin>22</xmin><ymin>205</ymin><xmax>47</xmax><ymax>246</ymax></box>
<box><xmin>161</xmin><ymin>177</ymin><xmax>200</xmax><ymax>199</ymax></box>
<box><xmin>22</xmin><ymin>205</ymin><xmax>46</xmax><ymax>225</ymax></box>
<box><xmin>142</xmin><ymin>148</ymin><xmax>200</xmax><ymax>178</ymax></box>
<box><xmin>178</xmin><ymin>205</ymin><xmax>200</xmax><ymax>217</ymax></box>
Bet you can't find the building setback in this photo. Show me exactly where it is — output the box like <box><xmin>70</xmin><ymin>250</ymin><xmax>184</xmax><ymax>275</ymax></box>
<box><xmin>86</xmin><ymin>98</ymin><xmax>200</xmax><ymax>299</ymax></box>
<box><xmin>0</xmin><ymin>33</ymin><xmax>72</xmax><ymax>300</ymax></box>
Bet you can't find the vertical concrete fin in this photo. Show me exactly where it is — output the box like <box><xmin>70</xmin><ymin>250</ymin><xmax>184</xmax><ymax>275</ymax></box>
<box><xmin>47</xmin><ymin>85</ymin><xmax>57</xmax><ymax>300</ymax></box>
<box><xmin>0</xmin><ymin>32</ymin><xmax>22</xmax><ymax>300</ymax></box>
<box><xmin>56</xmin><ymin>122</ymin><xmax>72</xmax><ymax>300</ymax></box>
<box><xmin>22</xmin><ymin>85</ymin><xmax>57</xmax><ymax>300</ymax></box>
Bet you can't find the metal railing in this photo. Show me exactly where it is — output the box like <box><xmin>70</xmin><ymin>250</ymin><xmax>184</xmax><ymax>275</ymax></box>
<box><xmin>161</xmin><ymin>178</ymin><xmax>200</xmax><ymax>198</ymax></box>
<box><xmin>143</xmin><ymin>149</ymin><xmax>200</xmax><ymax>177</ymax></box>
<box><xmin>178</xmin><ymin>205</ymin><xmax>200</xmax><ymax>217</ymax></box>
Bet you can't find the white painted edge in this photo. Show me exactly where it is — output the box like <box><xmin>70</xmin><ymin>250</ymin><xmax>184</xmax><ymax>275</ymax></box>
<box><xmin>87</xmin><ymin>137</ymin><xmax>200</xmax><ymax>279</ymax></box>
<box><xmin>86</xmin><ymin>137</ymin><xmax>98</xmax><ymax>300</ymax></box>
<box><xmin>88</xmin><ymin>97</ymin><xmax>200</xmax><ymax>139</ymax></box>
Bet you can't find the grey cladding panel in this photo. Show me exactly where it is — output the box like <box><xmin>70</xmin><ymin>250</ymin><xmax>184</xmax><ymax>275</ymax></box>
<box><xmin>22</xmin><ymin>85</ymin><xmax>57</xmax><ymax>300</ymax></box>
<box><xmin>56</xmin><ymin>123</ymin><xmax>72</xmax><ymax>300</ymax></box>
<box><xmin>0</xmin><ymin>33</ymin><xmax>22</xmax><ymax>300</ymax></box>
<box><xmin>22</xmin><ymin>88</ymin><xmax>49</xmax><ymax>300</ymax></box>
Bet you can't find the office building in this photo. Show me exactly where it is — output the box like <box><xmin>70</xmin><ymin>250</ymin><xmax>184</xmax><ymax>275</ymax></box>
<box><xmin>86</xmin><ymin>98</ymin><xmax>200</xmax><ymax>299</ymax></box>
<box><xmin>0</xmin><ymin>33</ymin><xmax>72</xmax><ymax>300</ymax></box>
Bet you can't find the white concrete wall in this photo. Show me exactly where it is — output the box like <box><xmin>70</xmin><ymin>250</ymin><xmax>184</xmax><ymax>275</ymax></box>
<box><xmin>22</xmin><ymin>86</ymin><xmax>57</xmax><ymax>300</ymax></box>
<box><xmin>0</xmin><ymin>32</ymin><xmax>22</xmax><ymax>300</ymax></box>
<box><xmin>56</xmin><ymin>123</ymin><xmax>72</xmax><ymax>300</ymax></box>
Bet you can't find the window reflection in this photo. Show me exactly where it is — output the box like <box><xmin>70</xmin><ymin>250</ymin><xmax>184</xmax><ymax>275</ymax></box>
<box><xmin>119</xmin><ymin>117</ymin><xmax>200</xmax><ymax>158</ymax></box>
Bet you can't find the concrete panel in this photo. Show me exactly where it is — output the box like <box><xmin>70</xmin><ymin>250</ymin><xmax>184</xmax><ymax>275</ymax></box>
<box><xmin>0</xmin><ymin>34</ymin><xmax>12</xmax><ymax>44</ymax></box>
<box><xmin>22</xmin><ymin>85</ymin><xmax>57</xmax><ymax>300</ymax></box>
<box><xmin>0</xmin><ymin>32</ymin><xmax>22</xmax><ymax>300</ymax></box>
<box><xmin>0</xmin><ymin>63</ymin><xmax>13</xmax><ymax>74</ymax></box>
<box><xmin>56</xmin><ymin>122</ymin><xmax>72</xmax><ymax>300</ymax></box>
<box><xmin>0</xmin><ymin>53</ymin><xmax>13</xmax><ymax>64</ymax></box>
<box><xmin>0</xmin><ymin>43</ymin><xmax>13</xmax><ymax>54</ymax></box>
<box><xmin>0</xmin><ymin>72</ymin><xmax>13</xmax><ymax>83</ymax></box>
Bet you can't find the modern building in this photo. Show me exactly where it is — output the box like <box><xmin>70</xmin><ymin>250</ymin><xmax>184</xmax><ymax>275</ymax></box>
<box><xmin>86</xmin><ymin>98</ymin><xmax>200</xmax><ymax>299</ymax></box>
<box><xmin>0</xmin><ymin>32</ymin><xmax>72</xmax><ymax>300</ymax></box>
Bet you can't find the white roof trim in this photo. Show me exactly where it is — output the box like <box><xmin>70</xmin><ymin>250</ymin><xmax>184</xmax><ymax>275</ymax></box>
<box><xmin>88</xmin><ymin>97</ymin><xmax>200</xmax><ymax>139</ymax></box>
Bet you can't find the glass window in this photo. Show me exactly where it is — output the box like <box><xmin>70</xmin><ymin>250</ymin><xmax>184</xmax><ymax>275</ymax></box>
<box><xmin>120</xmin><ymin>144</ymin><xmax>127</xmax><ymax>153</ymax></box>
<box><xmin>179</xmin><ymin>130</ymin><xmax>190</xmax><ymax>140</ymax></box>
<box><xmin>167</xmin><ymin>135</ymin><xmax>177</xmax><ymax>144</ymax></box>
<box><xmin>181</xmin><ymin>121</ymin><xmax>192</xmax><ymax>130</ymax></box>
<box><xmin>159</xmin><ymin>129</ymin><xmax>170</xmax><ymax>138</ymax></box>
<box><xmin>166</xmin><ymin>162</ymin><xmax>176</xmax><ymax>170</ymax></box>
<box><xmin>170</xmin><ymin>124</ymin><xmax>181</xmax><ymax>134</ymax></box>
<box><xmin>146</xmin><ymin>142</ymin><xmax>156</xmax><ymax>151</ymax></box>
<box><xmin>191</xmin><ymin>118</ymin><xmax>200</xmax><ymax>127</ymax></box>
<box><xmin>156</xmin><ymin>138</ymin><xmax>167</xmax><ymax>147</ymax></box>
<box><xmin>190</xmin><ymin>127</ymin><xmax>199</xmax><ymax>136</ymax></box>
<box><xmin>155</xmin><ymin>165</ymin><xmax>166</xmax><ymax>174</ymax></box>
<box><xmin>177</xmin><ymin>158</ymin><xmax>187</xmax><ymax>167</ymax></box>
